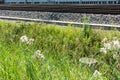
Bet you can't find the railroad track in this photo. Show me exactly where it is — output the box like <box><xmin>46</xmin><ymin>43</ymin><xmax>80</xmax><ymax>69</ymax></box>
<box><xmin>0</xmin><ymin>4</ymin><xmax>120</xmax><ymax>14</ymax></box>
<box><xmin>0</xmin><ymin>16</ymin><xmax>120</xmax><ymax>30</ymax></box>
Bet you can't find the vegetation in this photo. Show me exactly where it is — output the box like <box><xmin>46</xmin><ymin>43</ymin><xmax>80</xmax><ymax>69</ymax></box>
<box><xmin>0</xmin><ymin>20</ymin><xmax>120</xmax><ymax>80</ymax></box>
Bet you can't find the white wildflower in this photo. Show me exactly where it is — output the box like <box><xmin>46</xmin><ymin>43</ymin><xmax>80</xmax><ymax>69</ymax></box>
<box><xmin>35</xmin><ymin>50</ymin><xmax>41</xmax><ymax>54</ymax></box>
<box><xmin>104</xmin><ymin>42</ymin><xmax>112</xmax><ymax>50</ymax></box>
<box><xmin>112</xmin><ymin>39</ymin><xmax>120</xmax><ymax>50</ymax></box>
<box><xmin>102</xmin><ymin>37</ymin><xmax>108</xmax><ymax>43</ymax></box>
<box><xmin>32</xmin><ymin>50</ymin><xmax>45</xmax><ymax>59</ymax></box>
<box><xmin>93</xmin><ymin>70</ymin><xmax>102</xmax><ymax>77</ymax></box>
<box><xmin>113</xmin><ymin>52</ymin><xmax>119</xmax><ymax>60</ymax></box>
<box><xmin>20</xmin><ymin>35</ymin><xmax>28</xmax><ymax>43</ymax></box>
<box><xmin>100</xmin><ymin>48</ymin><xmax>107</xmax><ymax>54</ymax></box>
<box><xmin>79</xmin><ymin>57</ymin><xmax>97</xmax><ymax>65</ymax></box>
<box><xmin>20</xmin><ymin>35</ymin><xmax>35</xmax><ymax>45</ymax></box>
<box><xmin>100</xmin><ymin>37</ymin><xmax>120</xmax><ymax>59</ymax></box>
<box><xmin>27</xmin><ymin>38</ymin><xmax>34</xmax><ymax>45</ymax></box>
<box><xmin>39</xmin><ymin>54</ymin><xmax>45</xmax><ymax>59</ymax></box>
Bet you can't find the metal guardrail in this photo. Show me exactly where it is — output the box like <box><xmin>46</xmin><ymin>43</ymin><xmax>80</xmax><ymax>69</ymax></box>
<box><xmin>0</xmin><ymin>16</ymin><xmax>120</xmax><ymax>30</ymax></box>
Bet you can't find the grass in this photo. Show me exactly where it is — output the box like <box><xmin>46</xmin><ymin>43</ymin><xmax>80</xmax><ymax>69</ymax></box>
<box><xmin>0</xmin><ymin>20</ymin><xmax>120</xmax><ymax>80</ymax></box>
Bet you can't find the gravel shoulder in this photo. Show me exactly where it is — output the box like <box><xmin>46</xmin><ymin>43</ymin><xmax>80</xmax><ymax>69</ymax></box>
<box><xmin>0</xmin><ymin>10</ymin><xmax>120</xmax><ymax>25</ymax></box>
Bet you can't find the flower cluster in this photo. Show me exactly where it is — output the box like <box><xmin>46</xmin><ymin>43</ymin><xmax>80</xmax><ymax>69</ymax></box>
<box><xmin>100</xmin><ymin>37</ymin><xmax>120</xmax><ymax>54</ymax></box>
<box><xmin>20</xmin><ymin>35</ymin><xmax>34</xmax><ymax>45</ymax></box>
<box><xmin>20</xmin><ymin>35</ymin><xmax>28</xmax><ymax>43</ymax></box>
<box><xmin>32</xmin><ymin>50</ymin><xmax>45</xmax><ymax>59</ymax></box>
<box><xmin>100</xmin><ymin>37</ymin><xmax>120</xmax><ymax>61</ymax></box>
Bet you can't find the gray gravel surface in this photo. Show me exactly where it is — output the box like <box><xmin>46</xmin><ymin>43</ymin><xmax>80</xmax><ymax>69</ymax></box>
<box><xmin>0</xmin><ymin>10</ymin><xmax>120</xmax><ymax>25</ymax></box>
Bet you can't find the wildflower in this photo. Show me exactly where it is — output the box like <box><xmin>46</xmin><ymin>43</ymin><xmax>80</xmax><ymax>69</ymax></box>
<box><xmin>79</xmin><ymin>57</ymin><xmax>97</xmax><ymax>65</ymax></box>
<box><xmin>93</xmin><ymin>70</ymin><xmax>102</xmax><ymax>77</ymax></box>
<box><xmin>112</xmin><ymin>39</ymin><xmax>120</xmax><ymax>50</ymax></box>
<box><xmin>20</xmin><ymin>35</ymin><xmax>35</xmax><ymax>45</ymax></box>
<box><xmin>20</xmin><ymin>35</ymin><xmax>28</xmax><ymax>43</ymax></box>
<box><xmin>100</xmin><ymin>48</ymin><xmax>107</xmax><ymax>54</ymax></box>
<box><xmin>104</xmin><ymin>42</ymin><xmax>112</xmax><ymax>50</ymax></box>
<box><xmin>35</xmin><ymin>50</ymin><xmax>41</xmax><ymax>54</ymax></box>
<box><xmin>32</xmin><ymin>50</ymin><xmax>45</xmax><ymax>59</ymax></box>
<box><xmin>27</xmin><ymin>38</ymin><xmax>34</xmax><ymax>45</ymax></box>
<box><xmin>113</xmin><ymin>52</ymin><xmax>119</xmax><ymax>60</ymax></box>
<box><xmin>102</xmin><ymin>37</ymin><xmax>108</xmax><ymax>43</ymax></box>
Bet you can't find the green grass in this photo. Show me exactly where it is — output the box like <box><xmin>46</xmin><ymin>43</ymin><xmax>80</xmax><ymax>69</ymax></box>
<box><xmin>0</xmin><ymin>20</ymin><xmax>120</xmax><ymax>80</ymax></box>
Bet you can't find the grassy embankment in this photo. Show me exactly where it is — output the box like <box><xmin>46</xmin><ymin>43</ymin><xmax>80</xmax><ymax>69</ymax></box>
<box><xmin>0</xmin><ymin>21</ymin><xmax>120</xmax><ymax>80</ymax></box>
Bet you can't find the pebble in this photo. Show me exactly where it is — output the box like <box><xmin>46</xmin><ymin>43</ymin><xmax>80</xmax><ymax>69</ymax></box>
<box><xmin>0</xmin><ymin>10</ymin><xmax>120</xmax><ymax>25</ymax></box>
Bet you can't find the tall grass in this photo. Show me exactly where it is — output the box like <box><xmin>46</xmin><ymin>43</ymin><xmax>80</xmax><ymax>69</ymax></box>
<box><xmin>0</xmin><ymin>20</ymin><xmax>120</xmax><ymax>80</ymax></box>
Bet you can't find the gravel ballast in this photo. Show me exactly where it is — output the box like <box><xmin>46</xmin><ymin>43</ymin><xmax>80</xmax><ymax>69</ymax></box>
<box><xmin>0</xmin><ymin>10</ymin><xmax>120</xmax><ymax>25</ymax></box>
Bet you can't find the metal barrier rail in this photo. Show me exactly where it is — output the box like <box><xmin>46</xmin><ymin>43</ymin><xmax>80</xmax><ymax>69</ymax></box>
<box><xmin>0</xmin><ymin>16</ymin><xmax>120</xmax><ymax>30</ymax></box>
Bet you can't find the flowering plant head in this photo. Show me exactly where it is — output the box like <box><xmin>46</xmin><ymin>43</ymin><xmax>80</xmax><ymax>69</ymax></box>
<box><xmin>100</xmin><ymin>37</ymin><xmax>120</xmax><ymax>53</ymax></box>
<box><xmin>20</xmin><ymin>35</ymin><xmax>34</xmax><ymax>45</ymax></box>
<box><xmin>20</xmin><ymin>35</ymin><xmax>28</xmax><ymax>43</ymax></box>
<box><xmin>32</xmin><ymin>50</ymin><xmax>45</xmax><ymax>60</ymax></box>
<box><xmin>100</xmin><ymin>37</ymin><xmax>120</xmax><ymax>61</ymax></box>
